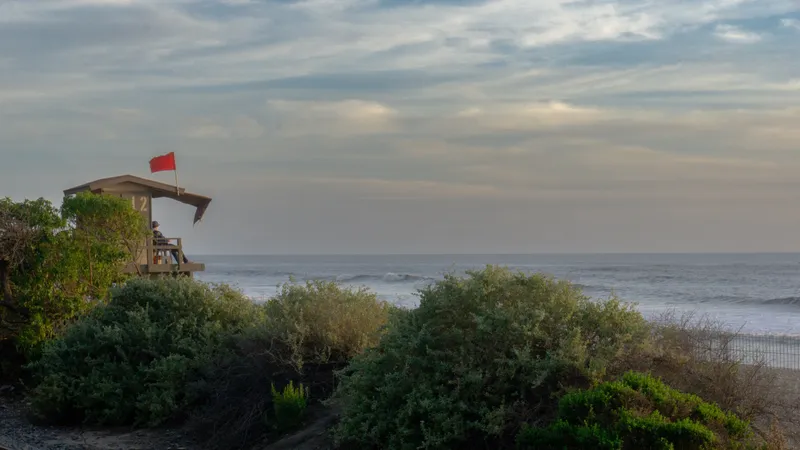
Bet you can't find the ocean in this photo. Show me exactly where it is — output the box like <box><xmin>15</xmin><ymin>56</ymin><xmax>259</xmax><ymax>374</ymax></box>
<box><xmin>194</xmin><ymin>253</ymin><xmax>800</xmax><ymax>337</ymax></box>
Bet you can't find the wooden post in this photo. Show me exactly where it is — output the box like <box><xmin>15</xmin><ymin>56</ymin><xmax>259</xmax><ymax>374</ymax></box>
<box><xmin>177</xmin><ymin>238</ymin><xmax>183</xmax><ymax>271</ymax></box>
<box><xmin>146</xmin><ymin>239</ymin><xmax>153</xmax><ymax>273</ymax></box>
<box><xmin>174</xmin><ymin>154</ymin><xmax>180</xmax><ymax>196</ymax></box>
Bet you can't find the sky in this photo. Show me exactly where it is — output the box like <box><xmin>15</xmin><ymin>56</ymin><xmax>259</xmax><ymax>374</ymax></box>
<box><xmin>1</xmin><ymin>0</ymin><xmax>800</xmax><ymax>255</ymax></box>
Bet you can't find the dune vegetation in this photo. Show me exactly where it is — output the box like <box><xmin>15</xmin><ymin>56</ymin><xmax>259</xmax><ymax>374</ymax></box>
<box><xmin>7</xmin><ymin>270</ymin><xmax>797</xmax><ymax>449</ymax></box>
<box><xmin>1</xmin><ymin>195</ymin><xmax>798</xmax><ymax>449</ymax></box>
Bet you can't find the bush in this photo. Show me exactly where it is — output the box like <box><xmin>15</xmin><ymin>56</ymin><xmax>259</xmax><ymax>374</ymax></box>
<box><xmin>332</xmin><ymin>266</ymin><xmax>650</xmax><ymax>450</ymax></box>
<box><xmin>186</xmin><ymin>280</ymin><xmax>392</xmax><ymax>450</ymax></box>
<box><xmin>26</xmin><ymin>277</ymin><xmax>261</xmax><ymax>427</ymax></box>
<box><xmin>264</xmin><ymin>280</ymin><xmax>393</xmax><ymax>369</ymax></box>
<box><xmin>271</xmin><ymin>380</ymin><xmax>309</xmax><ymax>431</ymax></box>
<box><xmin>517</xmin><ymin>371</ymin><xmax>763</xmax><ymax>450</ymax></box>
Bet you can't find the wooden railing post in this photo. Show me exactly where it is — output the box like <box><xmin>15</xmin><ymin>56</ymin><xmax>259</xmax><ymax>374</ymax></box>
<box><xmin>141</xmin><ymin>237</ymin><xmax>196</xmax><ymax>274</ymax></box>
<box><xmin>146</xmin><ymin>239</ymin><xmax>153</xmax><ymax>272</ymax></box>
<box><xmin>177</xmin><ymin>238</ymin><xmax>183</xmax><ymax>271</ymax></box>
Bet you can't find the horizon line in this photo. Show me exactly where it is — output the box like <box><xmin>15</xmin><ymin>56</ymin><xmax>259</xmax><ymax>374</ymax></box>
<box><xmin>190</xmin><ymin>251</ymin><xmax>800</xmax><ymax>257</ymax></box>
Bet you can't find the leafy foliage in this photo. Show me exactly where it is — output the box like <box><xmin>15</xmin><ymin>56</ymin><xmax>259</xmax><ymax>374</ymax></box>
<box><xmin>517</xmin><ymin>371</ymin><xmax>763</xmax><ymax>450</ymax></box>
<box><xmin>270</xmin><ymin>380</ymin><xmax>309</xmax><ymax>431</ymax></box>
<box><xmin>0</xmin><ymin>193</ymin><xmax>148</xmax><ymax>356</ymax></box>
<box><xmin>332</xmin><ymin>266</ymin><xmax>650</xmax><ymax>450</ymax></box>
<box><xmin>26</xmin><ymin>277</ymin><xmax>262</xmax><ymax>427</ymax></box>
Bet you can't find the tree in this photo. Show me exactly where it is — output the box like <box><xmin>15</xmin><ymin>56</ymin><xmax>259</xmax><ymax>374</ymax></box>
<box><xmin>0</xmin><ymin>193</ymin><xmax>148</xmax><ymax>355</ymax></box>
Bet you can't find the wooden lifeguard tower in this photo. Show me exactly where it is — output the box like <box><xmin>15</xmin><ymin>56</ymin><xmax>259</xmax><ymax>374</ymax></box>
<box><xmin>63</xmin><ymin>175</ymin><xmax>211</xmax><ymax>277</ymax></box>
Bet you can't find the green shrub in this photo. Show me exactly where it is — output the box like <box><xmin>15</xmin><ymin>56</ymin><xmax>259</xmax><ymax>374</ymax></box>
<box><xmin>186</xmin><ymin>280</ymin><xmax>392</xmax><ymax>450</ymax></box>
<box><xmin>332</xmin><ymin>266</ymin><xmax>649</xmax><ymax>450</ymax></box>
<box><xmin>517</xmin><ymin>371</ymin><xmax>762</xmax><ymax>450</ymax></box>
<box><xmin>26</xmin><ymin>277</ymin><xmax>261</xmax><ymax>427</ymax></box>
<box><xmin>270</xmin><ymin>380</ymin><xmax>309</xmax><ymax>431</ymax></box>
<box><xmin>263</xmin><ymin>280</ymin><xmax>393</xmax><ymax>369</ymax></box>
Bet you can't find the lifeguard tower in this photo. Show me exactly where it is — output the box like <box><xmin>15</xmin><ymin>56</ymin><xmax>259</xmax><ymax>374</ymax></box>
<box><xmin>63</xmin><ymin>175</ymin><xmax>211</xmax><ymax>278</ymax></box>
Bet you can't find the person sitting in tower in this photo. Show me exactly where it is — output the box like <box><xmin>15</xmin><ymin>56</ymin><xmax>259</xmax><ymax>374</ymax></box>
<box><xmin>152</xmin><ymin>220</ymin><xmax>190</xmax><ymax>264</ymax></box>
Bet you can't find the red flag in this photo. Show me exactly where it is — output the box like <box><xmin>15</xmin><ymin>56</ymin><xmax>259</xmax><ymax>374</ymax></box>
<box><xmin>149</xmin><ymin>152</ymin><xmax>176</xmax><ymax>173</ymax></box>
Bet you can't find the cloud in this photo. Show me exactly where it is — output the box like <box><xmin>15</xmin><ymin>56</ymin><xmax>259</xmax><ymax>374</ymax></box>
<box><xmin>182</xmin><ymin>115</ymin><xmax>265</xmax><ymax>139</ymax></box>
<box><xmin>449</xmin><ymin>101</ymin><xmax>610</xmax><ymax>130</ymax></box>
<box><xmin>265</xmin><ymin>99</ymin><xmax>398</xmax><ymax>135</ymax></box>
<box><xmin>782</xmin><ymin>18</ymin><xmax>800</xmax><ymax>30</ymax></box>
<box><xmin>713</xmin><ymin>24</ymin><xmax>762</xmax><ymax>43</ymax></box>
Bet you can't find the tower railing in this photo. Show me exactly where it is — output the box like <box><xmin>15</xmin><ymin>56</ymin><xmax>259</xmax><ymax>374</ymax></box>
<box><xmin>148</xmin><ymin>237</ymin><xmax>185</xmax><ymax>269</ymax></box>
<box><xmin>123</xmin><ymin>237</ymin><xmax>203</xmax><ymax>275</ymax></box>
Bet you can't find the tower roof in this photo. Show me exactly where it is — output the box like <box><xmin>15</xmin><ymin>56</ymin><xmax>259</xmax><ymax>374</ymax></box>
<box><xmin>64</xmin><ymin>174</ymin><xmax>212</xmax><ymax>224</ymax></box>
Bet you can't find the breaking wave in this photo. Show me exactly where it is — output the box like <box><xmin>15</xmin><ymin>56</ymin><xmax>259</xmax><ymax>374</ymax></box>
<box><xmin>261</xmin><ymin>272</ymin><xmax>434</xmax><ymax>283</ymax></box>
<box><xmin>762</xmin><ymin>296</ymin><xmax>800</xmax><ymax>306</ymax></box>
<box><xmin>334</xmin><ymin>273</ymin><xmax>434</xmax><ymax>283</ymax></box>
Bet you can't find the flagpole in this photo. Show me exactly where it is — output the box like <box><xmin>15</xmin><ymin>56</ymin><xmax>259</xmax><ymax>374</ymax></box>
<box><xmin>171</xmin><ymin>151</ymin><xmax>179</xmax><ymax>196</ymax></box>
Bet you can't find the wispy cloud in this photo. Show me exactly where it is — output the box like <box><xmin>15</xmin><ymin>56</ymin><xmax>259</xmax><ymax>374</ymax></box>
<box><xmin>782</xmin><ymin>18</ymin><xmax>800</xmax><ymax>30</ymax></box>
<box><xmin>713</xmin><ymin>24</ymin><xmax>762</xmax><ymax>43</ymax></box>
